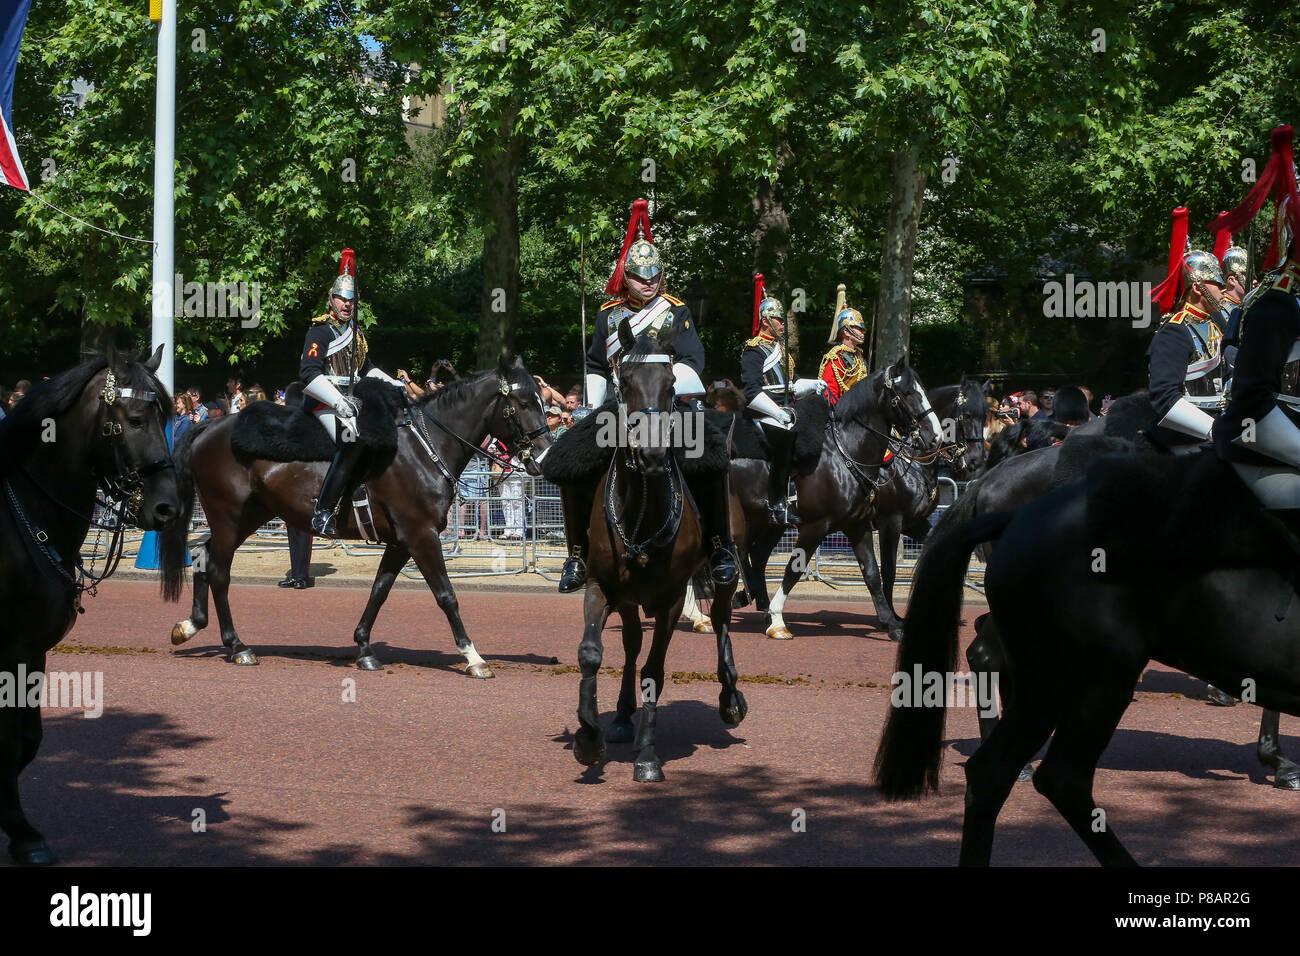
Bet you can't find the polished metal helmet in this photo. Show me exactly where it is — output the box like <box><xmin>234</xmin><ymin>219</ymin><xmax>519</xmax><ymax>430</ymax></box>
<box><xmin>1181</xmin><ymin>249</ymin><xmax>1225</xmax><ymax>288</ymax></box>
<box><xmin>330</xmin><ymin>248</ymin><xmax>358</xmax><ymax>302</ymax></box>
<box><xmin>1221</xmin><ymin>246</ymin><xmax>1249</xmax><ymax>284</ymax></box>
<box><xmin>624</xmin><ymin>240</ymin><xmax>663</xmax><ymax>283</ymax></box>
<box><xmin>758</xmin><ymin>296</ymin><xmax>784</xmax><ymax>324</ymax></box>
<box><xmin>829</xmin><ymin>307</ymin><xmax>866</xmax><ymax>344</ymax></box>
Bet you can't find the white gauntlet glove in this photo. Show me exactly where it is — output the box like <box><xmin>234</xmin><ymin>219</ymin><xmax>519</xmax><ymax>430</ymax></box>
<box><xmin>304</xmin><ymin>375</ymin><xmax>360</xmax><ymax>418</ymax></box>
<box><xmin>585</xmin><ymin>373</ymin><xmax>609</xmax><ymax>408</ymax></box>
<box><xmin>749</xmin><ymin>390</ymin><xmax>792</xmax><ymax>425</ymax></box>
<box><xmin>366</xmin><ymin>366</ymin><xmax>402</xmax><ymax>387</ymax></box>
<box><xmin>793</xmin><ymin>378</ymin><xmax>826</xmax><ymax>398</ymax></box>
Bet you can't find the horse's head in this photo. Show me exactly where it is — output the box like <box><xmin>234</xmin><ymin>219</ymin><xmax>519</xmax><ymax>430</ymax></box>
<box><xmin>90</xmin><ymin>345</ymin><xmax>181</xmax><ymax>530</ymax></box>
<box><xmin>615</xmin><ymin>315</ymin><xmax>677</xmax><ymax>476</ymax></box>
<box><xmin>876</xmin><ymin>354</ymin><xmax>943</xmax><ymax>451</ymax></box>
<box><xmin>947</xmin><ymin>376</ymin><xmax>991</xmax><ymax>478</ymax></box>
<box><xmin>491</xmin><ymin>356</ymin><xmax>552</xmax><ymax>476</ymax></box>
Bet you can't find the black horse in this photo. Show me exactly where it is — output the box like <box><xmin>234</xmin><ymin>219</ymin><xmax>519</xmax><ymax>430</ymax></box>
<box><xmin>928</xmin><ymin>377</ymin><xmax>993</xmax><ymax>482</ymax></box>
<box><xmin>160</xmin><ymin>358</ymin><xmax>551</xmax><ymax>673</ymax></box>
<box><xmin>933</xmin><ymin>394</ymin><xmax>1300</xmax><ymax>788</ymax></box>
<box><xmin>876</xmin><ymin>447</ymin><xmax>1300</xmax><ymax>865</ymax></box>
<box><xmin>732</xmin><ymin>356</ymin><xmax>945</xmax><ymax>641</ymax></box>
<box><xmin>0</xmin><ymin>349</ymin><xmax>180</xmax><ymax>864</ymax></box>
<box><xmin>570</xmin><ymin>318</ymin><xmax>746</xmax><ymax>782</ymax></box>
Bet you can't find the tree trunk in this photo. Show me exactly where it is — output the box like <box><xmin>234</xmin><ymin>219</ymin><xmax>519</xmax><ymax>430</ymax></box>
<box><xmin>477</xmin><ymin>100</ymin><xmax>521</xmax><ymax>369</ymax></box>
<box><xmin>873</xmin><ymin>149</ymin><xmax>927</xmax><ymax>369</ymax></box>
<box><xmin>751</xmin><ymin>139</ymin><xmax>793</xmax><ymax>354</ymax></box>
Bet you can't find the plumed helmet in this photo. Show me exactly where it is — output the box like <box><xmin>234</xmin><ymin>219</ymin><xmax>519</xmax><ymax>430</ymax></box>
<box><xmin>624</xmin><ymin>239</ymin><xmax>663</xmax><ymax>283</ymax></box>
<box><xmin>1181</xmin><ymin>249</ymin><xmax>1225</xmax><ymax>289</ymax></box>
<box><xmin>827</xmin><ymin>282</ymin><xmax>865</xmax><ymax>343</ymax></box>
<box><xmin>330</xmin><ymin>248</ymin><xmax>358</xmax><ymax>302</ymax></box>
<box><xmin>1221</xmin><ymin>246</ymin><xmax>1249</xmax><ymax>284</ymax></box>
<box><xmin>759</xmin><ymin>297</ymin><xmax>784</xmax><ymax>323</ymax></box>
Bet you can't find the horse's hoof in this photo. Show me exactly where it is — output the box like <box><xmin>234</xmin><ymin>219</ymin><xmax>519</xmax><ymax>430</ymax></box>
<box><xmin>356</xmin><ymin>655</ymin><xmax>381</xmax><ymax>671</ymax></box>
<box><xmin>465</xmin><ymin>662</ymin><xmax>495</xmax><ymax>679</ymax></box>
<box><xmin>1205</xmin><ymin>685</ymin><xmax>1237</xmax><ymax>707</ymax></box>
<box><xmin>633</xmin><ymin>759</ymin><xmax>665</xmax><ymax>783</ymax></box>
<box><xmin>229</xmin><ymin>648</ymin><xmax>259</xmax><ymax>666</ymax></box>
<box><xmin>720</xmin><ymin>690</ymin><xmax>748</xmax><ymax>726</ymax></box>
<box><xmin>890</xmin><ymin>629</ymin><xmax>904</xmax><ymax>643</ymax></box>
<box><xmin>606</xmin><ymin>720</ymin><xmax>635</xmax><ymax>744</ymax></box>
<box><xmin>9</xmin><ymin>840</ymin><xmax>57</xmax><ymax>866</ymax></box>
<box><xmin>170</xmin><ymin>620</ymin><xmax>196</xmax><ymax>646</ymax></box>
<box><xmin>693</xmin><ymin>619</ymin><xmax>714</xmax><ymax>634</ymax></box>
<box><xmin>766</xmin><ymin>625</ymin><xmax>793</xmax><ymax>640</ymax></box>
<box><xmin>574</xmin><ymin>729</ymin><xmax>606</xmax><ymax>766</ymax></box>
<box><xmin>1274</xmin><ymin>769</ymin><xmax>1300</xmax><ymax>790</ymax></box>
<box><xmin>1018</xmin><ymin>764</ymin><xmax>1034</xmax><ymax>783</ymax></box>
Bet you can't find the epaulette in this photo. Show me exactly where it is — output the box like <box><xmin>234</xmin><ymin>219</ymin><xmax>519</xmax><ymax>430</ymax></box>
<box><xmin>663</xmin><ymin>294</ymin><xmax>684</xmax><ymax>306</ymax></box>
<box><xmin>310</xmin><ymin>313</ymin><xmax>332</xmax><ymax>325</ymax></box>
<box><xmin>601</xmin><ymin>298</ymin><xmax>623</xmax><ymax>310</ymax></box>
<box><xmin>1164</xmin><ymin>311</ymin><xmax>1183</xmax><ymax>325</ymax></box>
<box><xmin>1266</xmin><ymin>260</ymin><xmax>1300</xmax><ymax>295</ymax></box>
<box><xmin>744</xmin><ymin>334</ymin><xmax>767</xmax><ymax>348</ymax></box>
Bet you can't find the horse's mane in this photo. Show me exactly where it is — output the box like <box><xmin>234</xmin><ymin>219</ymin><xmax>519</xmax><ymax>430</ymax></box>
<box><xmin>418</xmin><ymin>362</ymin><xmax>540</xmax><ymax>411</ymax></box>
<box><xmin>831</xmin><ymin>369</ymin><xmax>882</xmax><ymax>423</ymax></box>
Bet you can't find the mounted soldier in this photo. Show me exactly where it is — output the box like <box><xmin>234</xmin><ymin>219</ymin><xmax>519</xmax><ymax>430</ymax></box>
<box><xmin>739</xmin><ymin>273</ymin><xmax>826</xmax><ymax>525</ymax></box>
<box><xmin>300</xmin><ymin>248</ymin><xmax>403</xmax><ymax>537</ymax></box>
<box><xmin>558</xmin><ymin>198</ymin><xmax>737</xmax><ymax>593</ymax></box>
<box><xmin>1214</xmin><ymin>219</ymin><xmax>1254</xmax><ymax>375</ymax></box>
<box><xmin>1212</xmin><ymin>124</ymin><xmax>1300</xmax><ymax>516</ymax></box>
<box><xmin>1145</xmin><ymin>206</ymin><xmax>1230</xmax><ymax>450</ymax></box>
<box><xmin>818</xmin><ymin>284</ymin><xmax>869</xmax><ymax>404</ymax></box>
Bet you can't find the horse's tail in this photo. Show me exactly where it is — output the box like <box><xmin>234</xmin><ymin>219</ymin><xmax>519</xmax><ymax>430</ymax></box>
<box><xmin>159</xmin><ymin>424</ymin><xmax>203</xmax><ymax>602</ymax></box>
<box><xmin>874</xmin><ymin>508</ymin><xmax>1015</xmax><ymax>800</ymax></box>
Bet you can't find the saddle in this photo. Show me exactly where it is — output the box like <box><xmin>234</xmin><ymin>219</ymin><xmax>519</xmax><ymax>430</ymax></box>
<box><xmin>230</xmin><ymin>378</ymin><xmax>406</xmax><ymax>478</ymax></box>
<box><xmin>727</xmin><ymin>395</ymin><xmax>828</xmax><ymax>474</ymax></box>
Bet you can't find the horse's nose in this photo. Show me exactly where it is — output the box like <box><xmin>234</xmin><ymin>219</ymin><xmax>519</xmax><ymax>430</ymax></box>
<box><xmin>153</xmin><ymin>501</ymin><xmax>179</xmax><ymax>523</ymax></box>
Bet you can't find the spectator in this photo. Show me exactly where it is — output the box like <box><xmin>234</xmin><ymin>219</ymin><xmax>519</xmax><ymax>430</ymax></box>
<box><xmin>564</xmin><ymin>384</ymin><xmax>582</xmax><ymax>410</ymax></box>
<box><xmin>1013</xmin><ymin>390</ymin><xmax>1049</xmax><ymax>422</ymax></box>
<box><xmin>1076</xmin><ymin>385</ymin><xmax>1098</xmax><ymax>420</ymax></box>
<box><xmin>397</xmin><ymin>368</ymin><xmax>426</xmax><ymax>401</ymax></box>
<box><xmin>456</xmin><ymin>437</ymin><xmax>492</xmax><ymax>540</ymax></box>
<box><xmin>245</xmin><ymin>384</ymin><xmax>269</xmax><ymax>404</ymax></box>
<box><xmin>204</xmin><ymin>401</ymin><xmax>226</xmax><ymax>419</ymax></box>
<box><xmin>274</xmin><ymin>388</ymin><xmax>287</xmax><ymax>406</ymax></box>
<box><xmin>545</xmin><ymin>404</ymin><xmax>567</xmax><ymax>438</ymax></box>
<box><xmin>173</xmin><ymin>393</ymin><xmax>195</xmax><ymax>443</ymax></box>
<box><xmin>533</xmin><ymin>374</ymin><xmax>566</xmax><ymax>408</ymax></box>
<box><xmin>1039</xmin><ymin>389</ymin><xmax>1056</xmax><ymax>418</ymax></box>
<box><xmin>8</xmin><ymin>388</ymin><xmax>25</xmax><ymax>411</ymax></box>
<box><xmin>560</xmin><ymin>409</ymin><xmax>574</xmax><ymax>429</ymax></box>
<box><xmin>227</xmin><ymin>376</ymin><xmax>247</xmax><ymax>413</ymax></box>
<box><xmin>1051</xmin><ymin>386</ymin><xmax>1091</xmax><ymax>426</ymax></box>
<box><xmin>706</xmin><ymin>379</ymin><xmax>747</xmax><ymax>413</ymax></box>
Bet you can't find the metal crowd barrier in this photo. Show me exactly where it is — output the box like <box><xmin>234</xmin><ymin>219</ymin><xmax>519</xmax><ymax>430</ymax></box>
<box><xmin>85</xmin><ymin>469</ymin><xmax>984</xmax><ymax>591</ymax></box>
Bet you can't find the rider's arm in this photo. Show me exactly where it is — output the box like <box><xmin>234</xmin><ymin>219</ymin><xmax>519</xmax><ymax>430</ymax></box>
<box><xmin>667</xmin><ymin>303</ymin><xmax>705</xmax><ymax>374</ymax></box>
<box><xmin>1146</xmin><ymin>322</ymin><xmax>1194</xmax><ymax>421</ymax></box>
<box><xmin>820</xmin><ymin>356</ymin><xmax>842</xmax><ymax>405</ymax></box>
<box><xmin>300</xmin><ymin>325</ymin><xmax>332</xmax><ymax>386</ymax></box>
<box><xmin>739</xmin><ymin>347</ymin><xmax>766</xmax><ymax>403</ymax></box>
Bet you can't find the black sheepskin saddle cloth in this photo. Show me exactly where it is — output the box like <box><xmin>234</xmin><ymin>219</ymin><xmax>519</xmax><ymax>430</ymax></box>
<box><xmin>726</xmin><ymin>395</ymin><xmax>829</xmax><ymax>476</ymax></box>
<box><xmin>230</xmin><ymin>379</ymin><xmax>407</xmax><ymax>471</ymax></box>
<box><xmin>543</xmin><ymin>401</ymin><xmax>733</xmax><ymax>485</ymax></box>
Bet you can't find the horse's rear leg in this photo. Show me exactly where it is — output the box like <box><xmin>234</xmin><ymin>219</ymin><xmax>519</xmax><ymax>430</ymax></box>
<box><xmin>1256</xmin><ymin>709</ymin><xmax>1300</xmax><ymax>789</ymax></box>
<box><xmin>744</xmin><ymin>517</ymin><xmax>781</xmax><ymax>612</ymax></box>
<box><xmin>574</xmin><ymin>584</ymin><xmax>612</xmax><ymax>767</ymax></box>
<box><xmin>712</xmin><ymin>578</ymin><xmax>747</xmax><ymax>726</ymax></box>
<box><xmin>0</xmin><ymin>675</ymin><xmax>52</xmax><ymax>865</ymax></box>
<box><xmin>352</xmin><ymin>544</ymin><xmax>411</xmax><ymax>671</ymax></box>
<box><xmin>1030</xmin><ymin>674</ymin><xmax>1143</xmax><ymax>867</ymax></box>
<box><xmin>407</xmin><ymin>532</ymin><xmax>491</xmax><ymax>678</ymax></box>
<box><xmin>632</xmin><ymin>599</ymin><xmax>683</xmax><ymax>782</ymax></box>
<box><xmin>851</xmin><ymin>525</ymin><xmax>902</xmax><ymax>641</ymax></box>
<box><xmin>170</xmin><ymin>539</ymin><xmax>211</xmax><ymax>646</ymax></box>
<box><xmin>968</xmin><ymin>614</ymin><xmax>1031</xmax><ymax>782</ymax></box>
<box><xmin>877</xmin><ymin>516</ymin><xmax>906</xmax><ymax>637</ymax></box>
<box><xmin>608</xmin><ymin>605</ymin><xmax>642</xmax><ymax>744</ymax></box>
<box><xmin>960</xmin><ymin>693</ymin><xmax>1056</xmax><ymax>866</ymax></box>
<box><xmin>765</xmin><ymin>525</ymin><xmax>825</xmax><ymax>640</ymax></box>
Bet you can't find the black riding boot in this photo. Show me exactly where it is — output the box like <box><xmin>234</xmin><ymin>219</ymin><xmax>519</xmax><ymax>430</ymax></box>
<box><xmin>558</xmin><ymin>484</ymin><xmax>595</xmax><ymax>593</ymax></box>
<box><xmin>700</xmin><ymin>471</ymin><xmax>739</xmax><ymax>587</ymax></box>
<box><xmin>759</xmin><ymin>420</ymin><xmax>799</xmax><ymax>526</ymax></box>
<box><xmin>311</xmin><ymin>441</ymin><xmax>367</xmax><ymax>538</ymax></box>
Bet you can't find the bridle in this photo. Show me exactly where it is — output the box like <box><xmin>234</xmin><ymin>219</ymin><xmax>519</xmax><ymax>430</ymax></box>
<box><xmin>4</xmin><ymin>366</ymin><xmax>175</xmax><ymax>611</ymax></box>
<box><xmin>603</xmin><ymin>349</ymin><xmax>686</xmax><ymax>568</ymax></box>
<box><xmin>945</xmin><ymin>385</ymin><xmax>987</xmax><ymax>474</ymax></box>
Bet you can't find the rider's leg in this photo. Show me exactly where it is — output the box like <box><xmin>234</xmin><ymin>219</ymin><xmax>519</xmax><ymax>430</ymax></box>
<box><xmin>698</xmin><ymin>469</ymin><xmax>739</xmax><ymax>587</ymax></box>
<box><xmin>311</xmin><ymin>408</ymin><xmax>367</xmax><ymax>537</ymax></box>
<box><xmin>559</xmin><ymin>483</ymin><xmax>595</xmax><ymax>593</ymax></box>
<box><xmin>759</xmin><ymin>419</ymin><xmax>799</xmax><ymax>526</ymax></box>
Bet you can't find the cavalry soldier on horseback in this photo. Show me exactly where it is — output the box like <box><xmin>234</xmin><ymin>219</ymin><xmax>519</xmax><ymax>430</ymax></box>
<box><xmin>740</xmin><ymin>273</ymin><xmax>826</xmax><ymax>525</ymax></box>
<box><xmin>1212</xmin><ymin>124</ymin><xmax>1300</xmax><ymax>513</ymax></box>
<box><xmin>558</xmin><ymin>198</ymin><xmax>737</xmax><ymax>593</ymax></box>
<box><xmin>300</xmin><ymin>248</ymin><xmax>403</xmax><ymax>537</ymax></box>
<box><xmin>818</xmin><ymin>284</ymin><xmax>869</xmax><ymax>404</ymax></box>
<box><xmin>1146</xmin><ymin>206</ymin><xmax>1231</xmax><ymax>450</ymax></box>
<box><xmin>1215</xmin><ymin>221</ymin><xmax>1254</xmax><ymax>375</ymax></box>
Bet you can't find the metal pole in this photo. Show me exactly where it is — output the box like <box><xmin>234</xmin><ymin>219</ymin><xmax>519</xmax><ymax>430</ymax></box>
<box><xmin>150</xmin><ymin>0</ymin><xmax>176</xmax><ymax>395</ymax></box>
<box><xmin>580</xmin><ymin>231</ymin><xmax>587</xmax><ymax>404</ymax></box>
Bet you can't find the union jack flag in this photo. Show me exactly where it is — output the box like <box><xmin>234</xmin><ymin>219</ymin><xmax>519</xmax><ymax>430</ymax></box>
<box><xmin>0</xmin><ymin>0</ymin><xmax>32</xmax><ymax>191</ymax></box>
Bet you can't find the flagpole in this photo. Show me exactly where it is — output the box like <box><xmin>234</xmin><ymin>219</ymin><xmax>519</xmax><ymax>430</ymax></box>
<box><xmin>150</xmin><ymin>0</ymin><xmax>176</xmax><ymax>395</ymax></box>
<box><xmin>139</xmin><ymin>0</ymin><xmax>176</xmax><ymax>572</ymax></box>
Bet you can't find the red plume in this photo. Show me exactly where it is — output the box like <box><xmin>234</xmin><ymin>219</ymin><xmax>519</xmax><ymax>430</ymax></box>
<box><xmin>605</xmin><ymin>199</ymin><xmax>654</xmax><ymax>297</ymax></box>
<box><xmin>1208</xmin><ymin>125</ymin><xmax>1300</xmax><ymax>269</ymax></box>
<box><xmin>339</xmin><ymin>248</ymin><xmax>356</xmax><ymax>277</ymax></box>
<box><xmin>1213</xmin><ymin>216</ymin><xmax>1232</xmax><ymax>264</ymax></box>
<box><xmin>752</xmin><ymin>273</ymin><xmax>765</xmax><ymax>336</ymax></box>
<box><xmin>1150</xmin><ymin>206</ymin><xmax>1190</xmax><ymax>314</ymax></box>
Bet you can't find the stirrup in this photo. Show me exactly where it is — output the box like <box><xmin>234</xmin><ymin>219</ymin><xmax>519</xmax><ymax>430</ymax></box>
<box><xmin>708</xmin><ymin>546</ymin><xmax>738</xmax><ymax>587</ymax></box>
<box><xmin>310</xmin><ymin>508</ymin><xmax>339</xmax><ymax>538</ymax></box>
<box><xmin>558</xmin><ymin>555</ymin><xmax>587</xmax><ymax>593</ymax></box>
<box><xmin>770</xmin><ymin>501</ymin><xmax>800</xmax><ymax>527</ymax></box>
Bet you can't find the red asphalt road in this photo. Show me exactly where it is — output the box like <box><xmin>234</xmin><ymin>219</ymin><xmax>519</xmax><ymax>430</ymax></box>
<box><xmin>12</xmin><ymin>580</ymin><xmax>1300</xmax><ymax>866</ymax></box>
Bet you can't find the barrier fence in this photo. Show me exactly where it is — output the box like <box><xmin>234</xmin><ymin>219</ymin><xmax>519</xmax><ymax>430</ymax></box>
<box><xmin>87</xmin><ymin>471</ymin><xmax>984</xmax><ymax>591</ymax></box>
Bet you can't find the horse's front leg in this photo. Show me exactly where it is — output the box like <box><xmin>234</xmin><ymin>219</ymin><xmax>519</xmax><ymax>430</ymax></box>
<box><xmin>632</xmin><ymin>598</ymin><xmax>684</xmax><ymax>782</ymax></box>
<box><xmin>407</xmin><ymin>530</ymin><xmax>491</xmax><ymax>678</ymax></box>
<box><xmin>712</xmin><ymin>576</ymin><xmax>747</xmax><ymax>726</ymax></box>
<box><xmin>765</xmin><ymin>523</ymin><xmax>827</xmax><ymax>640</ymax></box>
<box><xmin>1258</xmin><ymin>709</ymin><xmax>1300</xmax><ymax>789</ymax></box>
<box><xmin>170</xmin><ymin>539</ymin><xmax>211</xmax><ymax>647</ymax></box>
<box><xmin>608</xmin><ymin>604</ymin><xmax>642</xmax><ymax>744</ymax></box>
<box><xmin>0</xmin><ymin>659</ymin><xmax>52</xmax><ymax>865</ymax></box>
<box><xmin>206</xmin><ymin>528</ymin><xmax>257</xmax><ymax>665</ymax></box>
<box><xmin>352</xmin><ymin>544</ymin><xmax>411</xmax><ymax>671</ymax></box>
<box><xmin>851</xmin><ymin>522</ymin><xmax>902</xmax><ymax>641</ymax></box>
<box><xmin>575</xmin><ymin>583</ymin><xmax>612</xmax><ymax>766</ymax></box>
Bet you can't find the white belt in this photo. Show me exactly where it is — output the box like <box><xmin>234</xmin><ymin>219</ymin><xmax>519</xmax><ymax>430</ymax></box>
<box><xmin>327</xmin><ymin>375</ymin><xmax>357</xmax><ymax>386</ymax></box>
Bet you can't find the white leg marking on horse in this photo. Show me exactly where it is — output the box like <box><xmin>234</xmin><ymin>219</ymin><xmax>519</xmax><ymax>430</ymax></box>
<box><xmin>462</xmin><ymin>643</ymin><xmax>486</xmax><ymax>668</ymax></box>
<box><xmin>180</xmin><ymin>620</ymin><xmax>197</xmax><ymax>638</ymax></box>
<box><xmin>769</xmin><ymin>587</ymin><xmax>787</xmax><ymax>629</ymax></box>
